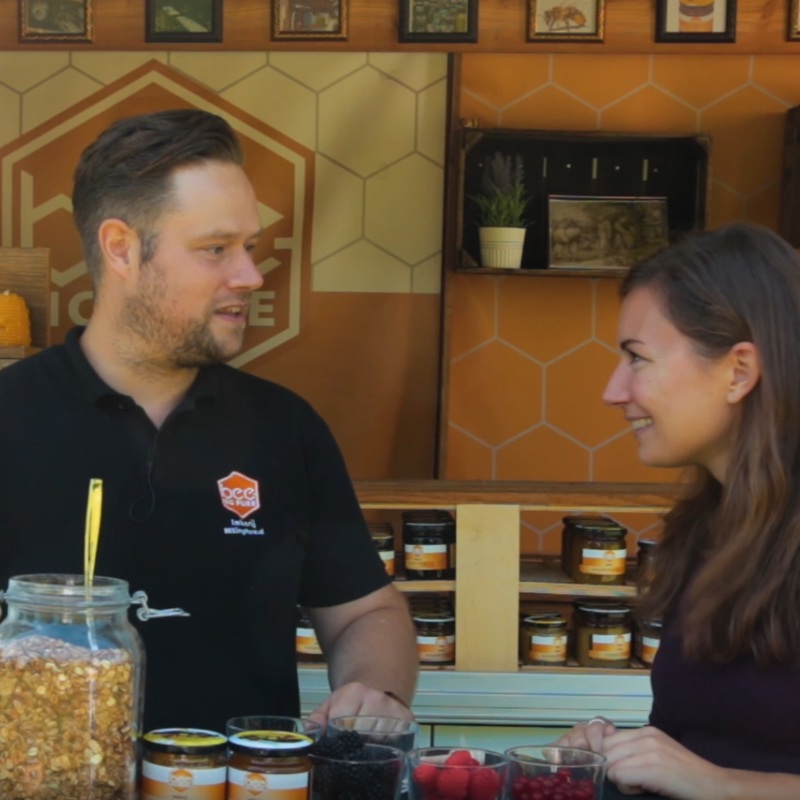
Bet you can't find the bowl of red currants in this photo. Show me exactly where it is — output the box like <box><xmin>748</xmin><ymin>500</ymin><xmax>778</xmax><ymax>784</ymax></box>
<box><xmin>505</xmin><ymin>745</ymin><xmax>606</xmax><ymax>800</ymax></box>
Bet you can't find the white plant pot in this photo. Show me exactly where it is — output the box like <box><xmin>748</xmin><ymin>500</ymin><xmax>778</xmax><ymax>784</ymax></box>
<box><xmin>478</xmin><ymin>227</ymin><xmax>526</xmax><ymax>269</ymax></box>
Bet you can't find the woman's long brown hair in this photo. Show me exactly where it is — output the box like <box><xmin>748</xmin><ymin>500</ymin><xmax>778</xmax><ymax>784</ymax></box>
<box><xmin>629</xmin><ymin>223</ymin><xmax>800</xmax><ymax>665</ymax></box>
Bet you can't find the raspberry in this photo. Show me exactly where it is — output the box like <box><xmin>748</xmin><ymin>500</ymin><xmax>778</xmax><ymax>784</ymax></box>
<box><xmin>414</xmin><ymin>762</ymin><xmax>440</xmax><ymax>793</ymax></box>
<box><xmin>469</xmin><ymin>766</ymin><xmax>502</xmax><ymax>800</ymax></box>
<box><xmin>437</xmin><ymin>765</ymin><xmax>471</xmax><ymax>799</ymax></box>
<box><xmin>446</xmin><ymin>750</ymin><xmax>480</xmax><ymax>767</ymax></box>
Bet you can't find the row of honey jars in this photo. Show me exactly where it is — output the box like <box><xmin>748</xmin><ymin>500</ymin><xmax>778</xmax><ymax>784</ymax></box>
<box><xmin>142</xmin><ymin>728</ymin><xmax>313</xmax><ymax>800</ymax></box>
<box><xmin>562</xmin><ymin>515</ymin><xmax>629</xmax><ymax>585</ymax></box>
<box><xmin>402</xmin><ymin>509</ymin><xmax>456</xmax><ymax>580</ymax></box>
<box><xmin>409</xmin><ymin>593</ymin><xmax>455</xmax><ymax>666</ymax></box>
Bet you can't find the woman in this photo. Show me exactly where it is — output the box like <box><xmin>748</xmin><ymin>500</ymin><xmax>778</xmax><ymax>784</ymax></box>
<box><xmin>559</xmin><ymin>222</ymin><xmax>800</xmax><ymax>799</ymax></box>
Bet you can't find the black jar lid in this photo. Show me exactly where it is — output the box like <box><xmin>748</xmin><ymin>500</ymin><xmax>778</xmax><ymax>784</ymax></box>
<box><xmin>367</xmin><ymin>522</ymin><xmax>394</xmax><ymax>535</ymax></box>
<box><xmin>637</xmin><ymin>538</ymin><xmax>659</xmax><ymax>550</ymax></box>
<box><xmin>573</xmin><ymin>599</ymin><xmax>631</xmax><ymax>616</ymax></box>
<box><xmin>143</xmin><ymin>728</ymin><xmax>227</xmax><ymax>754</ymax></box>
<box><xmin>570</xmin><ymin>519</ymin><xmax>627</xmax><ymax>537</ymax></box>
<box><xmin>402</xmin><ymin>509</ymin><xmax>455</xmax><ymax>528</ymax></box>
<box><xmin>562</xmin><ymin>514</ymin><xmax>615</xmax><ymax>527</ymax></box>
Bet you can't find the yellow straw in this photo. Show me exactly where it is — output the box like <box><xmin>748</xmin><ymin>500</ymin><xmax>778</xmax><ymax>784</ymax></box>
<box><xmin>83</xmin><ymin>478</ymin><xmax>103</xmax><ymax>587</ymax></box>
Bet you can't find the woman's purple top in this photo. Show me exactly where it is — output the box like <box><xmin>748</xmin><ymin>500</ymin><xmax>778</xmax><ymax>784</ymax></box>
<box><xmin>649</xmin><ymin>613</ymin><xmax>800</xmax><ymax>774</ymax></box>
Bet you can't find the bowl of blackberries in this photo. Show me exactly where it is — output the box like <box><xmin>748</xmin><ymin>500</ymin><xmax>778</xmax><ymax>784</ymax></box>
<box><xmin>408</xmin><ymin>747</ymin><xmax>508</xmax><ymax>800</ymax></box>
<box><xmin>310</xmin><ymin>728</ymin><xmax>404</xmax><ymax>800</ymax></box>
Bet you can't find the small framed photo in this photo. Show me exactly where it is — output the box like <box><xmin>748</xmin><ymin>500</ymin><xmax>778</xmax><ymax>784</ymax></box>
<box><xmin>527</xmin><ymin>0</ymin><xmax>604</xmax><ymax>41</ymax></box>
<box><xmin>655</xmin><ymin>0</ymin><xmax>736</xmax><ymax>42</ymax></box>
<box><xmin>398</xmin><ymin>0</ymin><xmax>478</xmax><ymax>43</ymax></box>
<box><xmin>145</xmin><ymin>0</ymin><xmax>222</xmax><ymax>43</ymax></box>
<box><xmin>789</xmin><ymin>0</ymin><xmax>800</xmax><ymax>39</ymax></box>
<box><xmin>20</xmin><ymin>0</ymin><xmax>93</xmax><ymax>42</ymax></box>
<box><xmin>271</xmin><ymin>0</ymin><xmax>348</xmax><ymax>39</ymax></box>
<box><xmin>548</xmin><ymin>195</ymin><xmax>669</xmax><ymax>270</ymax></box>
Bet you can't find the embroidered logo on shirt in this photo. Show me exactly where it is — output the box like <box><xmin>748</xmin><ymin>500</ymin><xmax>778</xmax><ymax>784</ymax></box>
<box><xmin>217</xmin><ymin>471</ymin><xmax>261</xmax><ymax>520</ymax></box>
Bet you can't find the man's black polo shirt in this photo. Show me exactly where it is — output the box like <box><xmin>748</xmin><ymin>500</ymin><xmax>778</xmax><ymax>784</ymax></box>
<box><xmin>0</xmin><ymin>327</ymin><xmax>389</xmax><ymax>731</ymax></box>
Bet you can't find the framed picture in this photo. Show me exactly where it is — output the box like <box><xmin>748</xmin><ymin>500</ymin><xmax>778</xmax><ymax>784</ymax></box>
<box><xmin>145</xmin><ymin>0</ymin><xmax>222</xmax><ymax>43</ymax></box>
<box><xmin>789</xmin><ymin>0</ymin><xmax>800</xmax><ymax>39</ymax></box>
<box><xmin>271</xmin><ymin>0</ymin><xmax>348</xmax><ymax>39</ymax></box>
<box><xmin>547</xmin><ymin>195</ymin><xmax>669</xmax><ymax>270</ymax></box>
<box><xmin>20</xmin><ymin>0</ymin><xmax>93</xmax><ymax>42</ymax></box>
<box><xmin>527</xmin><ymin>0</ymin><xmax>604</xmax><ymax>41</ymax></box>
<box><xmin>655</xmin><ymin>0</ymin><xmax>736</xmax><ymax>42</ymax></box>
<box><xmin>398</xmin><ymin>0</ymin><xmax>478</xmax><ymax>43</ymax></box>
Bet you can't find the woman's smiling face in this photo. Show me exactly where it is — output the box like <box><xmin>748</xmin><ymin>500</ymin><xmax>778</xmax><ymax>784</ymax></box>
<box><xmin>603</xmin><ymin>285</ymin><xmax>742</xmax><ymax>482</ymax></box>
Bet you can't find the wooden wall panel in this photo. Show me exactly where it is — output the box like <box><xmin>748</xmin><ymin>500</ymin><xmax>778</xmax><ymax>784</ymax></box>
<box><xmin>0</xmin><ymin>0</ymin><xmax>798</xmax><ymax>55</ymax></box>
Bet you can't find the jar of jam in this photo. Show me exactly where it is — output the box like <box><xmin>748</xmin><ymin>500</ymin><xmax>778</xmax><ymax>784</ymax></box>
<box><xmin>519</xmin><ymin>612</ymin><xmax>568</xmax><ymax>666</ymax></box>
<box><xmin>403</xmin><ymin>510</ymin><xmax>456</xmax><ymax>580</ymax></box>
<box><xmin>227</xmin><ymin>730</ymin><xmax>313</xmax><ymax>799</ymax></box>
<box><xmin>142</xmin><ymin>728</ymin><xmax>227</xmax><ymax>800</ymax></box>
<box><xmin>413</xmin><ymin>611</ymin><xmax>455</xmax><ymax>665</ymax></box>
<box><xmin>637</xmin><ymin>539</ymin><xmax>658</xmax><ymax>585</ymax></box>
<box><xmin>368</xmin><ymin>522</ymin><xmax>396</xmax><ymax>576</ymax></box>
<box><xmin>295</xmin><ymin>606</ymin><xmax>324</xmax><ymax>663</ymax></box>
<box><xmin>565</xmin><ymin>518</ymin><xmax>628</xmax><ymax>585</ymax></box>
<box><xmin>560</xmin><ymin>514</ymin><xmax>617</xmax><ymax>575</ymax></box>
<box><xmin>636</xmin><ymin>618</ymin><xmax>663</xmax><ymax>666</ymax></box>
<box><xmin>573</xmin><ymin>601</ymin><xmax>632</xmax><ymax>668</ymax></box>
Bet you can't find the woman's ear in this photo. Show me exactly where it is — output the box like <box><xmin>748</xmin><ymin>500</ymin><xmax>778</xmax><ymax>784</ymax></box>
<box><xmin>726</xmin><ymin>342</ymin><xmax>761</xmax><ymax>403</ymax></box>
<box><xmin>97</xmin><ymin>218</ymin><xmax>140</xmax><ymax>282</ymax></box>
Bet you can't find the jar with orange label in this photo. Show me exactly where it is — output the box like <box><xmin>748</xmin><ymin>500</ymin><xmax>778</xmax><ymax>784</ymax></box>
<box><xmin>520</xmin><ymin>612</ymin><xmax>568</xmax><ymax>666</ymax></box>
<box><xmin>637</xmin><ymin>539</ymin><xmax>658</xmax><ymax>585</ymax></box>
<box><xmin>403</xmin><ymin>510</ymin><xmax>456</xmax><ymax>580</ymax></box>
<box><xmin>413</xmin><ymin>611</ymin><xmax>455</xmax><ymax>666</ymax></box>
<box><xmin>227</xmin><ymin>730</ymin><xmax>313</xmax><ymax>800</ymax></box>
<box><xmin>560</xmin><ymin>514</ymin><xmax>617</xmax><ymax>575</ymax></box>
<box><xmin>566</xmin><ymin>518</ymin><xmax>628</xmax><ymax>585</ymax></box>
<box><xmin>295</xmin><ymin>606</ymin><xmax>324</xmax><ymax>663</ymax></box>
<box><xmin>368</xmin><ymin>522</ymin><xmax>396</xmax><ymax>576</ymax></box>
<box><xmin>141</xmin><ymin>728</ymin><xmax>227</xmax><ymax>800</ymax></box>
<box><xmin>635</xmin><ymin>618</ymin><xmax>662</xmax><ymax>666</ymax></box>
<box><xmin>573</xmin><ymin>601</ymin><xmax>632</xmax><ymax>668</ymax></box>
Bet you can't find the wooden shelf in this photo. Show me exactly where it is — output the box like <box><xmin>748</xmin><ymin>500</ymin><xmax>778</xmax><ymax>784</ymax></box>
<box><xmin>454</xmin><ymin>267</ymin><xmax>629</xmax><ymax>278</ymax></box>
<box><xmin>394</xmin><ymin>579</ymin><xmax>456</xmax><ymax>593</ymax></box>
<box><xmin>519</xmin><ymin>557</ymin><xmax>637</xmax><ymax>598</ymax></box>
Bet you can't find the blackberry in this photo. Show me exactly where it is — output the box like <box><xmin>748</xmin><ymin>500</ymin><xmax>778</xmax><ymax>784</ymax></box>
<box><xmin>311</xmin><ymin>742</ymin><xmax>402</xmax><ymax>800</ymax></box>
<box><xmin>310</xmin><ymin>728</ymin><xmax>365</xmax><ymax>759</ymax></box>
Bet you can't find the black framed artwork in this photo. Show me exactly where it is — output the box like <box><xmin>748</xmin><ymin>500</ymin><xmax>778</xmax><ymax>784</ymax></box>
<box><xmin>655</xmin><ymin>0</ymin><xmax>736</xmax><ymax>42</ymax></box>
<box><xmin>145</xmin><ymin>0</ymin><xmax>223</xmax><ymax>43</ymax></box>
<box><xmin>398</xmin><ymin>0</ymin><xmax>478</xmax><ymax>43</ymax></box>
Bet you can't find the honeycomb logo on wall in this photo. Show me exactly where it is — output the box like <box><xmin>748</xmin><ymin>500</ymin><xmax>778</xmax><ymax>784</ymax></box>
<box><xmin>0</xmin><ymin>61</ymin><xmax>314</xmax><ymax>367</ymax></box>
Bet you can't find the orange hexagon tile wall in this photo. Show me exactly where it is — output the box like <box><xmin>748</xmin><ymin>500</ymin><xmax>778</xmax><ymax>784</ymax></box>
<box><xmin>446</xmin><ymin>52</ymin><xmax>800</xmax><ymax>546</ymax></box>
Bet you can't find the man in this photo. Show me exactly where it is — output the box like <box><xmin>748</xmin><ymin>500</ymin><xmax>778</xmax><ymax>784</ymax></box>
<box><xmin>0</xmin><ymin>108</ymin><xmax>417</xmax><ymax>731</ymax></box>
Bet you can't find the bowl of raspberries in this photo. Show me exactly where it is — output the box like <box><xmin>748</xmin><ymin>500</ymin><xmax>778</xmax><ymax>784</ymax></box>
<box><xmin>409</xmin><ymin>747</ymin><xmax>508</xmax><ymax>800</ymax></box>
<box><xmin>505</xmin><ymin>745</ymin><xmax>607</xmax><ymax>800</ymax></box>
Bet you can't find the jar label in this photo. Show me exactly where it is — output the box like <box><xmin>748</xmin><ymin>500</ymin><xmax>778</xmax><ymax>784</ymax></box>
<box><xmin>641</xmin><ymin>636</ymin><xmax>660</xmax><ymax>664</ymax></box>
<box><xmin>227</xmin><ymin>769</ymin><xmax>310</xmax><ymax>799</ymax></box>
<box><xmin>528</xmin><ymin>634</ymin><xmax>567</xmax><ymax>663</ymax></box>
<box><xmin>379</xmin><ymin>550</ymin><xmax>396</xmax><ymax>576</ymax></box>
<box><xmin>405</xmin><ymin>543</ymin><xmax>448</xmax><ymax>570</ymax></box>
<box><xmin>417</xmin><ymin>634</ymin><xmax>455</xmax><ymax>662</ymax></box>
<box><xmin>579</xmin><ymin>548</ymin><xmax>627</xmax><ymax>575</ymax></box>
<box><xmin>141</xmin><ymin>762</ymin><xmax>227</xmax><ymax>799</ymax></box>
<box><xmin>295</xmin><ymin>628</ymin><xmax>322</xmax><ymax>655</ymax></box>
<box><xmin>589</xmin><ymin>632</ymin><xmax>631</xmax><ymax>660</ymax></box>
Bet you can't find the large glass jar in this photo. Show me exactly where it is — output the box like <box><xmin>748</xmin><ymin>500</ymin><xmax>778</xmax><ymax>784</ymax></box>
<box><xmin>0</xmin><ymin>574</ymin><xmax>145</xmax><ymax>800</ymax></box>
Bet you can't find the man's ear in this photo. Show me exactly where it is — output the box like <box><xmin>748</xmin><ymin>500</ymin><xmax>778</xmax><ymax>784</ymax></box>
<box><xmin>726</xmin><ymin>341</ymin><xmax>761</xmax><ymax>404</ymax></box>
<box><xmin>97</xmin><ymin>219</ymin><xmax>140</xmax><ymax>282</ymax></box>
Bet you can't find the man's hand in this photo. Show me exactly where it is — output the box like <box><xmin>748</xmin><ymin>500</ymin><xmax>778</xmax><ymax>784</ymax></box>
<box><xmin>307</xmin><ymin>681</ymin><xmax>414</xmax><ymax>727</ymax></box>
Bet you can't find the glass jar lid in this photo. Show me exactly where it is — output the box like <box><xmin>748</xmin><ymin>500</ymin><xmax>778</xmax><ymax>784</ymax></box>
<box><xmin>2</xmin><ymin>574</ymin><xmax>132</xmax><ymax>609</ymax></box>
<box><xmin>413</xmin><ymin>613</ymin><xmax>455</xmax><ymax>623</ymax></box>
<box><xmin>228</xmin><ymin>731</ymin><xmax>313</xmax><ymax>755</ymax></box>
<box><xmin>522</xmin><ymin>612</ymin><xmax>566</xmax><ymax>627</ymax></box>
<box><xmin>144</xmin><ymin>728</ymin><xmax>227</xmax><ymax>754</ymax></box>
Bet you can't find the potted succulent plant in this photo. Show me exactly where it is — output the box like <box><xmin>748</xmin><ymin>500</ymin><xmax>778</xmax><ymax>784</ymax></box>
<box><xmin>470</xmin><ymin>151</ymin><xmax>529</xmax><ymax>268</ymax></box>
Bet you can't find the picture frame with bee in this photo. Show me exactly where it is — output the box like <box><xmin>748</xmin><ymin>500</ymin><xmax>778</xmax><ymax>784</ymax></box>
<box><xmin>655</xmin><ymin>0</ymin><xmax>736</xmax><ymax>42</ymax></box>
<box><xmin>527</xmin><ymin>0</ymin><xmax>604</xmax><ymax>41</ymax></box>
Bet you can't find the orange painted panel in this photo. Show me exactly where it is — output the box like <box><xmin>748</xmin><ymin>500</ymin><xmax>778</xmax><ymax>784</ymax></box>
<box><xmin>553</xmin><ymin>55</ymin><xmax>649</xmax><ymax>108</ymax></box>
<box><xmin>496</xmin><ymin>426</ymin><xmax>589</xmax><ymax>482</ymax></box>
<box><xmin>652</xmin><ymin>55</ymin><xmax>750</xmax><ymax>108</ymax></box>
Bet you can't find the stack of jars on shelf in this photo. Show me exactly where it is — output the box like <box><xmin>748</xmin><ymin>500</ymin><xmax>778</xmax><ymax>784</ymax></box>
<box><xmin>520</xmin><ymin>515</ymin><xmax>662</xmax><ymax>670</ymax></box>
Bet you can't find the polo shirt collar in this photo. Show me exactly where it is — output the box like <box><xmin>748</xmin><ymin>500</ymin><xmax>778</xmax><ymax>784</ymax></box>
<box><xmin>63</xmin><ymin>326</ymin><xmax>220</xmax><ymax>408</ymax></box>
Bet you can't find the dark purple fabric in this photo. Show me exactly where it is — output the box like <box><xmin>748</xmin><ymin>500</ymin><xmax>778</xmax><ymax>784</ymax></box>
<box><xmin>649</xmin><ymin>613</ymin><xmax>800</xmax><ymax>774</ymax></box>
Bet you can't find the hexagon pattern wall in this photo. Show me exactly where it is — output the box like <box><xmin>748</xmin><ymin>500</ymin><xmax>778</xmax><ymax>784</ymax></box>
<box><xmin>449</xmin><ymin>53</ymin><xmax>800</xmax><ymax>551</ymax></box>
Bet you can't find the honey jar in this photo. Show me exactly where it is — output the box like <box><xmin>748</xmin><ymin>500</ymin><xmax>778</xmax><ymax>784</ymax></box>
<box><xmin>573</xmin><ymin>601</ymin><xmax>632</xmax><ymax>668</ymax></box>
<box><xmin>519</xmin><ymin>612</ymin><xmax>568</xmax><ymax>666</ymax></box>
<box><xmin>560</xmin><ymin>514</ymin><xmax>617</xmax><ymax>575</ymax></box>
<box><xmin>403</xmin><ymin>510</ymin><xmax>456</xmax><ymax>580</ymax></box>
<box><xmin>227</xmin><ymin>730</ymin><xmax>313</xmax><ymax>799</ymax></box>
<box><xmin>636</xmin><ymin>618</ymin><xmax>663</xmax><ymax>666</ymax></box>
<box><xmin>368</xmin><ymin>522</ymin><xmax>396</xmax><ymax>576</ymax></box>
<box><xmin>413</xmin><ymin>611</ymin><xmax>455</xmax><ymax>665</ymax></box>
<box><xmin>565</xmin><ymin>517</ymin><xmax>628</xmax><ymax>585</ymax></box>
<box><xmin>295</xmin><ymin>606</ymin><xmax>324</xmax><ymax>663</ymax></box>
<box><xmin>141</xmin><ymin>728</ymin><xmax>227</xmax><ymax>800</ymax></box>
<box><xmin>637</xmin><ymin>538</ymin><xmax>658</xmax><ymax>585</ymax></box>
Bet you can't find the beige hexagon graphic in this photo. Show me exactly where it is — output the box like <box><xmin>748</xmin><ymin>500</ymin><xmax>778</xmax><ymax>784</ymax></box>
<box><xmin>448</xmin><ymin>341</ymin><xmax>543</xmax><ymax>446</ymax></box>
<box><xmin>23</xmin><ymin>68</ymin><xmax>103</xmax><ymax>133</ymax></box>
<box><xmin>0</xmin><ymin>60</ymin><xmax>313</xmax><ymax>369</ymax></box>
<box><xmin>313</xmin><ymin>240</ymin><xmax>410</xmax><ymax>293</ymax></box>
<box><xmin>0</xmin><ymin>52</ymin><xmax>68</xmax><ymax>92</ymax></box>
<box><xmin>171</xmin><ymin>52</ymin><xmax>269</xmax><ymax>93</ymax></box>
<box><xmin>319</xmin><ymin>66</ymin><xmax>416</xmax><ymax>177</ymax></box>
<box><xmin>72</xmin><ymin>52</ymin><xmax>169</xmax><ymax>85</ymax></box>
<box><xmin>365</xmin><ymin>154</ymin><xmax>443</xmax><ymax>265</ymax></box>
<box><xmin>269</xmin><ymin>52</ymin><xmax>367</xmax><ymax>91</ymax></box>
<box><xmin>0</xmin><ymin>83</ymin><xmax>21</xmax><ymax>149</ymax></box>
<box><xmin>418</xmin><ymin>81</ymin><xmax>448</xmax><ymax>165</ymax></box>
<box><xmin>369</xmin><ymin>53</ymin><xmax>448</xmax><ymax>91</ymax></box>
<box><xmin>547</xmin><ymin>341</ymin><xmax>625</xmax><ymax>447</ymax></box>
<box><xmin>312</xmin><ymin>155</ymin><xmax>364</xmax><ymax>262</ymax></box>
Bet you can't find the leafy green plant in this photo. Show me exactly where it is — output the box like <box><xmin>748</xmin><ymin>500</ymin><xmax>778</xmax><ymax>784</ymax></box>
<box><xmin>470</xmin><ymin>151</ymin><xmax>529</xmax><ymax>228</ymax></box>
